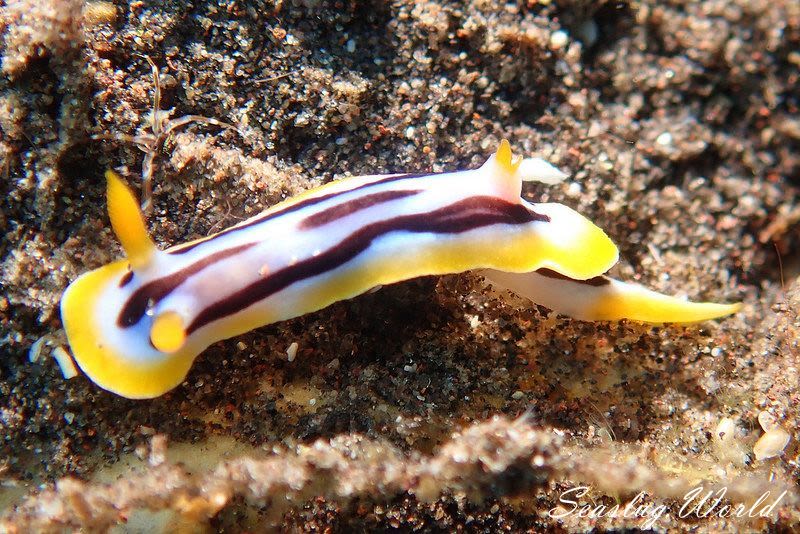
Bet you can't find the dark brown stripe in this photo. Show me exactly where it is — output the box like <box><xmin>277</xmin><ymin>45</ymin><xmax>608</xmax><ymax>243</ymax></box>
<box><xmin>169</xmin><ymin>172</ymin><xmax>442</xmax><ymax>255</ymax></box>
<box><xmin>117</xmin><ymin>242</ymin><xmax>257</xmax><ymax>327</ymax></box>
<box><xmin>300</xmin><ymin>189</ymin><xmax>422</xmax><ymax>229</ymax></box>
<box><xmin>186</xmin><ymin>197</ymin><xmax>549</xmax><ymax>334</ymax></box>
<box><xmin>536</xmin><ymin>267</ymin><xmax>610</xmax><ymax>287</ymax></box>
<box><xmin>119</xmin><ymin>270</ymin><xmax>134</xmax><ymax>287</ymax></box>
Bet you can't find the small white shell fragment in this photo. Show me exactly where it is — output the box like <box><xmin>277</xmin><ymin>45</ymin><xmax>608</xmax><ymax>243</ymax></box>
<box><xmin>52</xmin><ymin>346</ymin><xmax>78</xmax><ymax>380</ymax></box>
<box><xmin>753</xmin><ymin>426</ymin><xmax>791</xmax><ymax>461</ymax></box>
<box><xmin>712</xmin><ymin>417</ymin><xmax>747</xmax><ymax>465</ymax></box>
<box><xmin>517</xmin><ymin>157</ymin><xmax>568</xmax><ymax>184</ymax></box>
<box><xmin>714</xmin><ymin>417</ymin><xmax>736</xmax><ymax>443</ymax></box>
<box><xmin>757</xmin><ymin>410</ymin><xmax>778</xmax><ymax>432</ymax></box>
<box><xmin>286</xmin><ymin>341</ymin><xmax>299</xmax><ymax>362</ymax></box>
<box><xmin>655</xmin><ymin>132</ymin><xmax>673</xmax><ymax>146</ymax></box>
<box><xmin>549</xmin><ymin>30</ymin><xmax>569</xmax><ymax>50</ymax></box>
<box><xmin>566</xmin><ymin>182</ymin><xmax>582</xmax><ymax>197</ymax></box>
<box><xmin>28</xmin><ymin>336</ymin><xmax>46</xmax><ymax>363</ymax></box>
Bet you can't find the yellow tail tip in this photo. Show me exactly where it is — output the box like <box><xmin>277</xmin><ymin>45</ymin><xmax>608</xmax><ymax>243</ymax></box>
<box><xmin>591</xmin><ymin>284</ymin><xmax>743</xmax><ymax>324</ymax></box>
<box><xmin>106</xmin><ymin>170</ymin><xmax>156</xmax><ymax>270</ymax></box>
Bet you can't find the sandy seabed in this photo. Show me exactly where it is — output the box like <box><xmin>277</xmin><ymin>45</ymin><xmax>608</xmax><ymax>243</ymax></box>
<box><xmin>0</xmin><ymin>0</ymin><xmax>798</xmax><ymax>531</ymax></box>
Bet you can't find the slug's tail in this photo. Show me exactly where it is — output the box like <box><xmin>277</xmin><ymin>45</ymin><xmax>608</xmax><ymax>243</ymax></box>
<box><xmin>483</xmin><ymin>268</ymin><xmax>741</xmax><ymax>323</ymax></box>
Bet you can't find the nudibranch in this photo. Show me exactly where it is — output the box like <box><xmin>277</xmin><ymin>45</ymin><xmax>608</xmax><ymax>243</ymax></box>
<box><xmin>61</xmin><ymin>141</ymin><xmax>741</xmax><ymax>398</ymax></box>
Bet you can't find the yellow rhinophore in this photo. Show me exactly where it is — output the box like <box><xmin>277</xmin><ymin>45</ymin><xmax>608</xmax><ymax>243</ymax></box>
<box><xmin>106</xmin><ymin>170</ymin><xmax>156</xmax><ymax>270</ymax></box>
